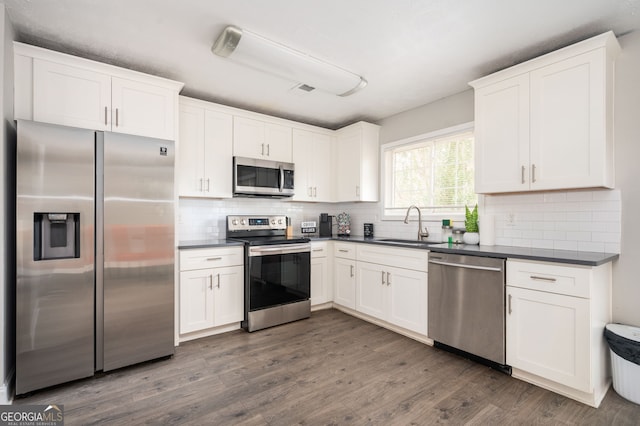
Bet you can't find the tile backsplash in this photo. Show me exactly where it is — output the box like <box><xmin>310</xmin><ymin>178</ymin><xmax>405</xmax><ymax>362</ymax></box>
<box><xmin>179</xmin><ymin>188</ymin><xmax>621</xmax><ymax>253</ymax></box>
<box><xmin>484</xmin><ymin>189</ymin><xmax>621</xmax><ymax>253</ymax></box>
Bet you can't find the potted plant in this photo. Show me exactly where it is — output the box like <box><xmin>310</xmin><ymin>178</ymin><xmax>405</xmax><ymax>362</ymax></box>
<box><xmin>463</xmin><ymin>204</ymin><xmax>480</xmax><ymax>244</ymax></box>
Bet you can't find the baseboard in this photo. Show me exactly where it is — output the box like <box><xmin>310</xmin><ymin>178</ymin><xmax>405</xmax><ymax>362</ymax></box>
<box><xmin>511</xmin><ymin>367</ymin><xmax>611</xmax><ymax>408</ymax></box>
<box><xmin>331</xmin><ymin>304</ymin><xmax>433</xmax><ymax>346</ymax></box>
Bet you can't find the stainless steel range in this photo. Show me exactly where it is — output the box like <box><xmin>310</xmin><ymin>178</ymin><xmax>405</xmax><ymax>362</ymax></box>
<box><xmin>227</xmin><ymin>215</ymin><xmax>311</xmax><ymax>332</ymax></box>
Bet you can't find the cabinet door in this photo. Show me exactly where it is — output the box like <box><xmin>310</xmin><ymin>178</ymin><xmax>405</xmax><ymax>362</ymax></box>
<box><xmin>111</xmin><ymin>76</ymin><xmax>176</xmax><ymax>140</ymax></box>
<box><xmin>387</xmin><ymin>266</ymin><xmax>428</xmax><ymax>335</ymax></box>
<box><xmin>264</xmin><ymin>122</ymin><xmax>292</xmax><ymax>162</ymax></box>
<box><xmin>203</xmin><ymin>110</ymin><xmax>233</xmax><ymax>198</ymax></box>
<box><xmin>313</xmin><ymin>133</ymin><xmax>333</xmax><ymax>202</ymax></box>
<box><xmin>334</xmin><ymin>258</ymin><xmax>356</xmax><ymax>309</ymax></box>
<box><xmin>212</xmin><ymin>265</ymin><xmax>244</xmax><ymax>326</ymax></box>
<box><xmin>474</xmin><ymin>74</ymin><xmax>530</xmax><ymax>193</ymax></box>
<box><xmin>292</xmin><ymin>129</ymin><xmax>314</xmax><ymax>201</ymax></box>
<box><xmin>335</xmin><ymin>128</ymin><xmax>362</xmax><ymax>201</ymax></box>
<box><xmin>233</xmin><ymin>116</ymin><xmax>265</xmax><ymax>159</ymax></box>
<box><xmin>33</xmin><ymin>58</ymin><xmax>111</xmax><ymax>131</ymax></box>
<box><xmin>356</xmin><ymin>262</ymin><xmax>386</xmax><ymax>320</ymax></box>
<box><xmin>506</xmin><ymin>286</ymin><xmax>591</xmax><ymax>392</ymax></box>
<box><xmin>311</xmin><ymin>256</ymin><xmax>330</xmax><ymax>305</ymax></box>
<box><xmin>178</xmin><ymin>104</ymin><xmax>206</xmax><ymax>196</ymax></box>
<box><xmin>179</xmin><ymin>269</ymin><xmax>214</xmax><ymax>334</ymax></box>
<box><xmin>529</xmin><ymin>50</ymin><xmax>607</xmax><ymax>190</ymax></box>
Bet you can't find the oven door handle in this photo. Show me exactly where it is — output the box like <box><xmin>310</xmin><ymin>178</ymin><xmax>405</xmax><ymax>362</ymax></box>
<box><xmin>249</xmin><ymin>243</ymin><xmax>311</xmax><ymax>257</ymax></box>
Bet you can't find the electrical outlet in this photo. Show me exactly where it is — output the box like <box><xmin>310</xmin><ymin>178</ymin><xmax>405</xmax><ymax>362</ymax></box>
<box><xmin>506</xmin><ymin>212</ymin><xmax>516</xmax><ymax>226</ymax></box>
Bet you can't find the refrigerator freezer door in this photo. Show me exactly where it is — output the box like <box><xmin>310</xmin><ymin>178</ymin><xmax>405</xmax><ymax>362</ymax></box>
<box><xmin>16</xmin><ymin>120</ymin><xmax>95</xmax><ymax>395</ymax></box>
<box><xmin>102</xmin><ymin>132</ymin><xmax>175</xmax><ymax>371</ymax></box>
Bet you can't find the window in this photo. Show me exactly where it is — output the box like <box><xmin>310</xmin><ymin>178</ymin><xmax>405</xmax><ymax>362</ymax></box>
<box><xmin>382</xmin><ymin>123</ymin><xmax>477</xmax><ymax>218</ymax></box>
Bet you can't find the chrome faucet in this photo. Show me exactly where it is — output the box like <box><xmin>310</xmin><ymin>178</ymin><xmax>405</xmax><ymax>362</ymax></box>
<box><xmin>404</xmin><ymin>205</ymin><xmax>429</xmax><ymax>241</ymax></box>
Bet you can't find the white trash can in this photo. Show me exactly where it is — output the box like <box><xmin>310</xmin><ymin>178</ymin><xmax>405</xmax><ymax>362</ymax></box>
<box><xmin>604</xmin><ymin>323</ymin><xmax>640</xmax><ymax>405</ymax></box>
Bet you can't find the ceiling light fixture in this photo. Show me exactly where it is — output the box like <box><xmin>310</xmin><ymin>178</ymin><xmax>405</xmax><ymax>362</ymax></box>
<box><xmin>212</xmin><ymin>25</ymin><xmax>367</xmax><ymax>97</ymax></box>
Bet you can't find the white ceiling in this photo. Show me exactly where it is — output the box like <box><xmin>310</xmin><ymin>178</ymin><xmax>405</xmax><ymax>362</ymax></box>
<box><xmin>2</xmin><ymin>0</ymin><xmax>639</xmax><ymax>129</ymax></box>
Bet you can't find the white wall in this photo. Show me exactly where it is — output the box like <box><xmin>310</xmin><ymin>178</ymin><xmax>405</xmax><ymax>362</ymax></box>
<box><xmin>612</xmin><ymin>30</ymin><xmax>640</xmax><ymax>327</ymax></box>
<box><xmin>0</xmin><ymin>3</ymin><xmax>15</xmax><ymax>404</ymax></box>
<box><xmin>378</xmin><ymin>90</ymin><xmax>474</xmax><ymax>144</ymax></box>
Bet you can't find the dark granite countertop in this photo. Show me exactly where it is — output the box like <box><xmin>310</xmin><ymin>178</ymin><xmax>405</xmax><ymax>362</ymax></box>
<box><xmin>178</xmin><ymin>239</ymin><xmax>244</xmax><ymax>249</ymax></box>
<box><xmin>178</xmin><ymin>235</ymin><xmax>618</xmax><ymax>266</ymax></box>
<box><xmin>321</xmin><ymin>235</ymin><xmax>619</xmax><ymax>267</ymax></box>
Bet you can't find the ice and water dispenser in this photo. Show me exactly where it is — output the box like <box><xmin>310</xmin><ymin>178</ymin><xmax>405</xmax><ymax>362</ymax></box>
<box><xmin>33</xmin><ymin>213</ymin><xmax>81</xmax><ymax>260</ymax></box>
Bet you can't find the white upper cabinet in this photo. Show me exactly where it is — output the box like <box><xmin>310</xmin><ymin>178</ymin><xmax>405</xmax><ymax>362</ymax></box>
<box><xmin>15</xmin><ymin>42</ymin><xmax>183</xmax><ymax>140</ymax></box>
<box><xmin>178</xmin><ymin>97</ymin><xmax>233</xmax><ymax>198</ymax></box>
<box><xmin>335</xmin><ymin>121</ymin><xmax>380</xmax><ymax>202</ymax></box>
<box><xmin>33</xmin><ymin>59</ymin><xmax>112</xmax><ymax>131</ymax></box>
<box><xmin>470</xmin><ymin>31</ymin><xmax>620</xmax><ymax>194</ymax></box>
<box><xmin>233</xmin><ymin>116</ymin><xmax>292</xmax><ymax>162</ymax></box>
<box><xmin>292</xmin><ymin>129</ymin><xmax>333</xmax><ymax>202</ymax></box>
<box><xmin>474</xmin><ymin>74</ymin><xmax>530</xmax><ymax>193</ymax></box>
<box><xmin>111</xmin><ymin>77</ymin><xmax>176</xmax><ymax>140</ymax></box>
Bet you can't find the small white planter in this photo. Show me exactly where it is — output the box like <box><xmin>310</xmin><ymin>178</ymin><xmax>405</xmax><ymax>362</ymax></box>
<box><xmin>463</xmin><ymin>232</ymin><xmax>479</xmax><ymax>245</ymax></box>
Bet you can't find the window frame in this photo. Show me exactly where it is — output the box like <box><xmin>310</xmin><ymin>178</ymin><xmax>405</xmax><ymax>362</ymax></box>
<box><xmin>380</xmin><ymin>121</ymin><xmax>475</xmax><ymax>222</ymax></box>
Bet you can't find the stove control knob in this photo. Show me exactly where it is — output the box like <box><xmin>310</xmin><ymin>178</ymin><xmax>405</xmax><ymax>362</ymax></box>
<box><xmin>278</xmin><ymin>219</ymin><xmax>283</xmax><ymax>225</ymax></box>
<box><xmin>271</xmin><ymin>219</ymin><xmax>276</xmax><ymax>225</ymax></box>
<box><xmin>240</xmin><ymin>219</ymin><xmax>246</xmax><ymax>225</ymax></box>
<box><xmin>232</xmin><ymin>219</ymin><xmax>238</xmax><ymax>226</ymax></box>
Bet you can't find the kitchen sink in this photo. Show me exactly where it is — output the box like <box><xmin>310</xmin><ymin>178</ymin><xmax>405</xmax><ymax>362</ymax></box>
<box><xmin>375</xmin><ymin>238</ymin><xmax>441</xmax><ymax>247</ymax></box>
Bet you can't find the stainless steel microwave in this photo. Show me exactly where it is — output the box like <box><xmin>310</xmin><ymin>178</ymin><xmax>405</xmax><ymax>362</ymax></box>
<box><xmin>233</xmin><ymin>156</ymin><xmax>295</xmax><ymax>197</ymax></box>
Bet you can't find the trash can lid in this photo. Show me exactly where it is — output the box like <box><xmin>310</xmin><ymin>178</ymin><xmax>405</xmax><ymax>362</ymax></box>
<box><xmin>606</xmin><ymin>323</ymin><xmax>640</xmax><ymax>343</ymax></box>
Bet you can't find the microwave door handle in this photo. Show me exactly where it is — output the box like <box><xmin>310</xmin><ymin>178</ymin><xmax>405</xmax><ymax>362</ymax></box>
<box><xmin>279</xmin><ymin>164</ymin><xmax>284</xmax><ymax>193</ymax></box>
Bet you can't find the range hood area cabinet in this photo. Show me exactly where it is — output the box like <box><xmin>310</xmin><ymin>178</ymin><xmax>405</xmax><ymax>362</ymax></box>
<box><xmin>14</xmin><ymin>42</ymin><xmax>183</xmax><ymax>141</ymax></box>
<box><xmin>233</xmin><ymin>116</ymin><xmax>293</xmax><ymax>163</ymax></box>
<box><xmin>178</xmin><ymin>97</ymin><xmax>233</xmax><ymax>198</ymax></box>
<box><xmin>470</xmin><ymin>31</ymin><xmax>620</xmax><ymax>194</ymax></box>
<box><xmin>334</xmin><ymin>121</ymin><xmax>380</xmax><ymax>202</ymax></box>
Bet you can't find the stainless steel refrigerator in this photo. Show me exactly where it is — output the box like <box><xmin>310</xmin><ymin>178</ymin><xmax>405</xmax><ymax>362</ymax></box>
<box><xmin>16</xmin><ymin>120</ymin><xmax>175</xmax><ymax>395</ymax></box>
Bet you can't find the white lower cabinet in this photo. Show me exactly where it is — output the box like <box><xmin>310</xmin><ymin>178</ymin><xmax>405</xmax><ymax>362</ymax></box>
<box><xmin>310</xmin><ymin>242</ymin><xmax>332</xmax><ymax>306</ymax></box>
<box><xmin>507</xmin><ymin>286</ymin><xmax>590</xmax><ymax>391</ymax></box>
<box><xmin>356</xmin><ymin>261</ymin><xmax>428</xmax><ymax>334</ymax></box>
<box><xmin>179</xmin><ymin>247</ymin><xmax>244</xmax><ymax>337</ymax></box>
<box><xmin>506</xmin><ymin>259</ymin><xmax>612</xmax><ymax>407</ymax></box>
<box><xmin>333</xmin><ymin>243</ymin><xmax>357</xmax><ymax>309</ymax></box>
<box><xmin>356</xmin><ymin>244</ymin><xmax>428</xmax><ymax>336</ymax></box>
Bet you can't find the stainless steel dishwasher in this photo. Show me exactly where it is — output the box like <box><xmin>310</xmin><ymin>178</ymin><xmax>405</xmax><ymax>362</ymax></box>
<box><xmin>428</xmin><ymin>252</ymin><xmax>509</xmax><ymax>372</ymax></box>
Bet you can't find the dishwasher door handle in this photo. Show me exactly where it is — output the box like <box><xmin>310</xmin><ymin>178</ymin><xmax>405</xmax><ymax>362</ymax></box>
<box><xmin>428</xmin><ymin>259</ymin><xmax>503</xmax><ymax>272</ymax></box>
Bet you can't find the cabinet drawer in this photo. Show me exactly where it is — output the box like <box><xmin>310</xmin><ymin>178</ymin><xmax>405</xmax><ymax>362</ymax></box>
<box><xmin>507</xmin><ymin>259</ymin><xmax>591</xmax><ymax>298</ymax></box>
<box><xmin>311</xmin><ymin>241</ymin><xmax>328</xmax><ymax>258</ymax></box>
<box><xmin>334</xmin><ymin>242</ymin><xmax>357</xmax><ymax>259</ymax></box>
<box><xmin>357</xmin><ymin>244</ymin><xmax>428</xmax><ymax>272</ymax></box>
<box><xmin>180</xmin><ymin>246</ymin><xmax>244</xmax><ymax>271</ymax></box>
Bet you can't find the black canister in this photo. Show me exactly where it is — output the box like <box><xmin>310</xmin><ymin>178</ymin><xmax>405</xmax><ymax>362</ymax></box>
<box><xmin>364</xmin><ymin>223</ymin><xmax>374</xmax><ymax>238</ymax></box>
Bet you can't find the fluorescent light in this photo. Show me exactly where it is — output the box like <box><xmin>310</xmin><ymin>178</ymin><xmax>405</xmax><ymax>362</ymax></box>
<box><xmin>212</xmin><ymin>25</ymin><xmax>367</xmax><ymax>97</ymax></box>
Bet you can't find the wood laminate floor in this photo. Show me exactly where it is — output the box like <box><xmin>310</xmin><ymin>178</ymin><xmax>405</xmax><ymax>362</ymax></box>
<box><xmin>14</xmin><ymin>309</ymin><xmax>640</xmax><ymax>425</ymax></box>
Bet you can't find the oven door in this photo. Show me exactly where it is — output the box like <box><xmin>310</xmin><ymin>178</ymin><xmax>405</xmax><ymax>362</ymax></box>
<box><xmin>248</xmin><ymin>243</ymin><xmax>311</xmax><ymax>311</ymax></box>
